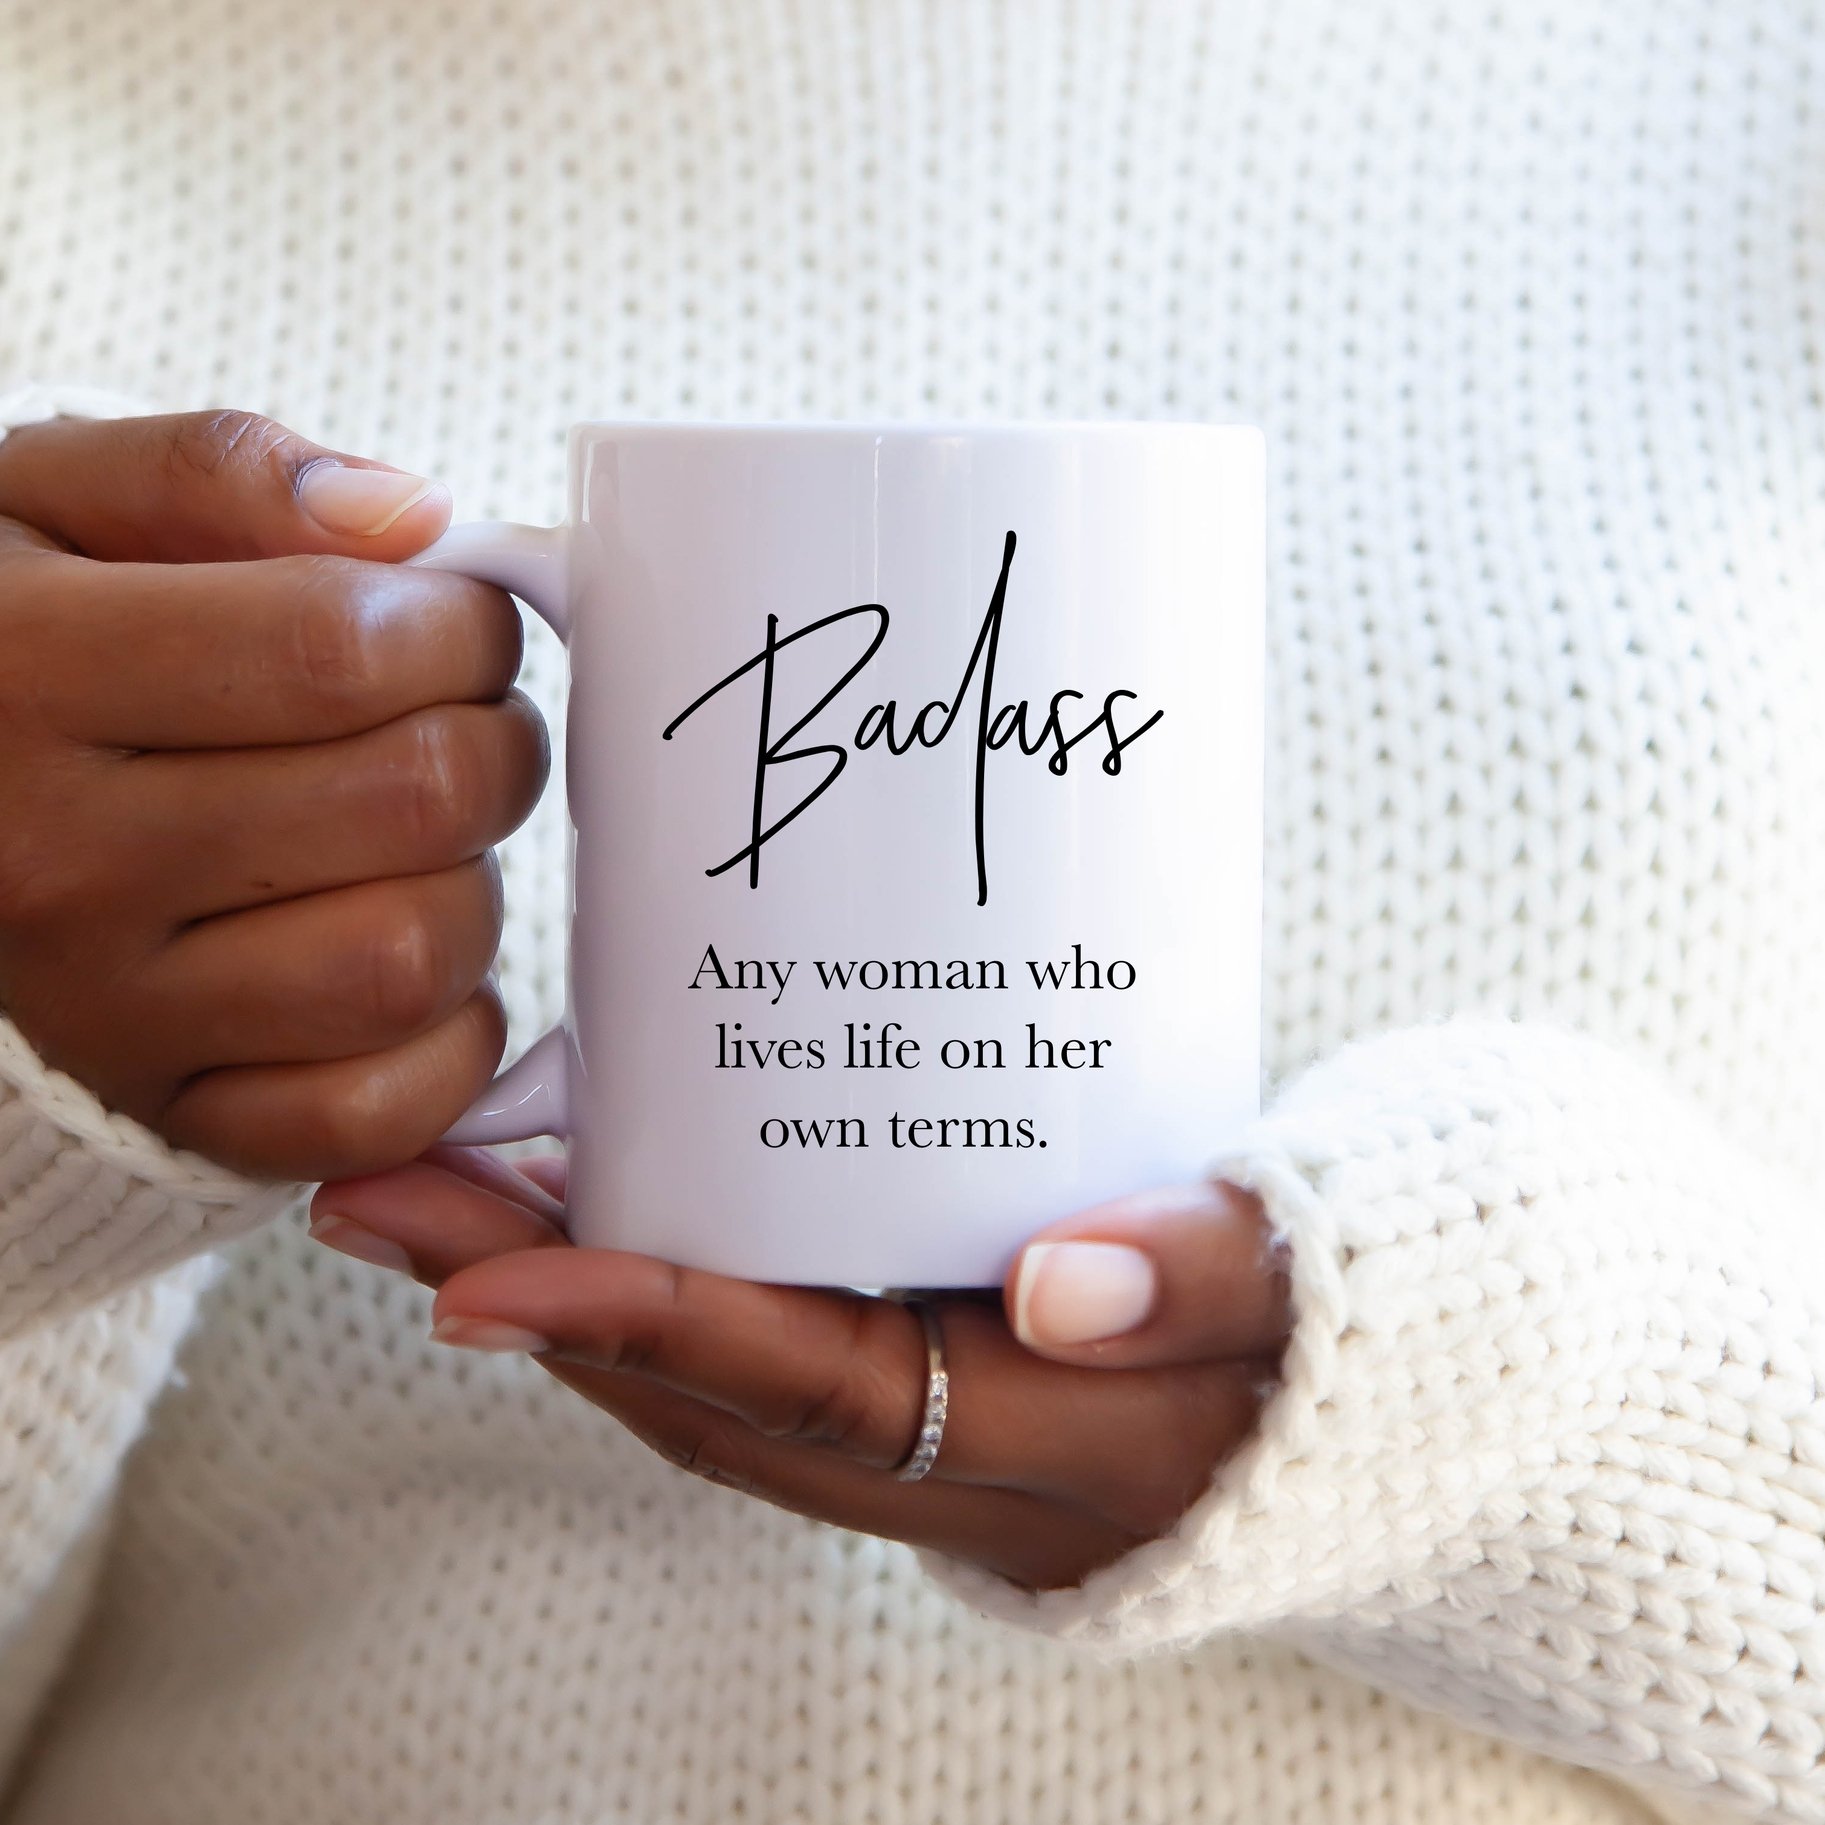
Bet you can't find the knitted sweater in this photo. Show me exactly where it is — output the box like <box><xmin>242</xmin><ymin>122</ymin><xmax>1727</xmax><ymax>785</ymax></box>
<box><xmin>0</xmin><ymin>1</ymin><xmax>1821</xmax><ymax>1821</ymax></box>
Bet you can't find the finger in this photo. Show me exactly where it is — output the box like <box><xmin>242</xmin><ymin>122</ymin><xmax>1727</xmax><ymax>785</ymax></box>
<box><xmin>421</xmin><ymin>1144</ymin><xmax>569</xmax><ymax>1219</ymax></box>
<box><xmin>143</xmin><ymin>857</ymin><xmax>503</xmax><ymax>1071</ymax></box>
<box><xmin>0</xmin><ymin>410</ymin><xmax>451</xmax><ymax>564</ymax></box>
<box><xmin>428</xmin><ymin>1251</ymin><xmax>1269</xmax><ymax>1533</ymax></box>
<box><xmin>17</xmin><ymin>550</ymin><xmax>521</xmax><ymax>749</ymax></box>
<box><xmin>161</xmin><ymin>985</ymin><xmax>507</xmax><ymax>1181</ymax></box>
<box><xmin>513</xmin><ymin>1154</ymin><xmax>569</xmax><ymax>1200</ymax></box>
<box><xmin>534</xmin><ymin>1357</ymin><xmax>1139</xmax><ymax>1592</ymax></box>
<box><xmin>113</xmin><ymin>692</ymin><xmax>549</xmax><ymax>920</ymax></box>
<box><xmin>1006</xmin><ymin>1181</ymin><xmax>1291</xmax><ymax>1368</ymax></box>
<box><xmin>310</xmin><ymin>1149</ymin><xmax>567</xmax><ymax>1285</ymax></box>
<box><xmin>313</xmin><ymin>1157</ymin><xmax>1122</xmax><ymax>1586</ymax></box>
<box><xmin>432</xmin><ymin>1250</ymin><xmax>930</xmax><ymax>1463</ymax></box>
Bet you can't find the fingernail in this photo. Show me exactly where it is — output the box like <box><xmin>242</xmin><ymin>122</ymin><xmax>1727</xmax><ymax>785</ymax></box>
<box><xmin>298</xmin><ymin>462</ymin><xmax>441</xmax><ymax>536</ymax></box>
<box><xmin>429</xmin><ymin>1315</ymin><xmax>550</xmax><ymax>1354</ymax></box>
<box><xmin>307</xmin><ymin>1212</ymin><xmax>414</xmax><ymax>1276</ymax></box>
<box><xmin>1013</xmin><ymin>1242</ymin><xmax>1157</xmax><ymax>1348</ymax></box>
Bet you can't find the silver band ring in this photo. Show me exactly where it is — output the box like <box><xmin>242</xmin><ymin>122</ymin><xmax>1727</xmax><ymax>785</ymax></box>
<box><xmin>893</xmin><ymin>1300</ymin><xmax>950</xmax><ymax>1482</ymax></box>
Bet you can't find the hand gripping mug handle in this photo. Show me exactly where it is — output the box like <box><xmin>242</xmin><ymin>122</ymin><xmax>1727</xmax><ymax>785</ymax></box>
<box><xmin>408</xmin><ymin>522</ymin><xmax>572</xmax><ymax>1146</ymax></box>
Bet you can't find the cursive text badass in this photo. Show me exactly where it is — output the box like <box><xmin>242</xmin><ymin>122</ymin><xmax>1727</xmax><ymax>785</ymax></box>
<box><xmin>661</xmin><ymin>533</ymin><xmax>1163</xmax><ymax>905</ymax></box>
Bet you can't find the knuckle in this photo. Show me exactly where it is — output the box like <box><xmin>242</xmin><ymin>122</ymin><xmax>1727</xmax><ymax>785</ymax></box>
<box><xmin>362</xmin><ymin>907</ymin><xmax>450</xmax><ymax>1036</ymax></box>
<box><xmin>414</xmin><ymin>695</ymin><xmax>550</xmax><ymax>852</ymax></box>
<box><xmin>471</xmin><ymin>850</ymin><xmax>507</xmax><ymax>947</ymax></box>
<box><xmin>395</xmin><ymin>710</ymin><xmax>474</xmax><ymax>854</ymax></box>
<box><xmin>665</xmin><ymin>1420</ymin><xmax>757</xmax><ymax>1497</ymax></box>
<box><xmin>287</xmin><ymin>994</ymin><xmax>501</xmax><ymax>1174</ymax></box>
<box><xmin>160</xmin><ymin>409</ymin><xmax>286</xmax><ymax>486</ymax></box>
<box><xmin>601</xmin><ymin>1263</ymin><xmax>684</xmax><ymax>1376</ymax></box>
<box><xmin>0</xmin><ymin>819</ymin><xmax>94</xmax><ymax>931</ymax></box>
<box><xmin>464</xmin><ymin>984</ymin><xmax>511</xmax><ymax>1090</ymax></box>
<box><xmin>292</xmin><ymin>1067</ymin><xmax>402</xmax><ymax>1174</ymax></box>
<box><xmin>498</xmin><ymin>690</ymin><xmax>553</xmax><ymax>808</ymax></box>
<box><xmin>490</xmin><ymin>584</ymin><xmax>527</xmax><ymax>680</ymax></box>
<box><xmin>445</xmin><ymin>574</ymin><xmax>525</xmax><ymax>690</ymax></box>
<box><xmin>773</xmin><ymin>1299</ymin><xmax>893</xmax><ymax>1452</ymax></box>
<box><xmin>283</xmin><ymin>557</ymin><xmax>377</xmax><ymax>705</ymax></box>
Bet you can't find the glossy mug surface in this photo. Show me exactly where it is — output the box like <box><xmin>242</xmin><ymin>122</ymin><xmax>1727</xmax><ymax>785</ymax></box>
<box><xmin>421</xmin><ymin>422</ymin><xmax>1264</xmax><ymax>1288</ymax></box>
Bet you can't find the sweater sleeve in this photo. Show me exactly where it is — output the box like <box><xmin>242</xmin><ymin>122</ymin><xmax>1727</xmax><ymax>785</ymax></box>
<box><xmin>0</xmin><ymin>1016</ymin><xmax>300</xmax><ymax>1337</ymax></box>
<box><xmin>0</xmin><ymin>899</ymin><xmax>299</xmax><ymax>1788</ymax></box>
<box><xmin>922</xmin><ymin>1018</ymin><xmax>1825</xmax><ymax>1824</ymax></box>
<box><xmin>0</xmin><ymin>382</ymin><xmax>307</xmax><ymax>1783</ymax></box>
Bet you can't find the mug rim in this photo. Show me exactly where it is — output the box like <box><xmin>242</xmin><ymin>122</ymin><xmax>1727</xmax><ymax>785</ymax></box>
<box><xmin>567</xmin><ymin>417</ymin><xmax>1262</xmax><ymax>444</ymax></box>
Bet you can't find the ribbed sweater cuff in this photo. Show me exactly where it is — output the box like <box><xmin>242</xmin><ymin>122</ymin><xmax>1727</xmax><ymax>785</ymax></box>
<box><xmin>0</xmin><ymin>1016</ymin><xmax>300</xmax><ymax>1340</ymax></box>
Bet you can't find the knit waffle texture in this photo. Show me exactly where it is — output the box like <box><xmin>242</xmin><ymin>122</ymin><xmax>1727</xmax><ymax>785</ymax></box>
<box><xmin>0</xmin><ymin>2</ymin><xmax>1822</xmax><ymax>1821</ymax></box>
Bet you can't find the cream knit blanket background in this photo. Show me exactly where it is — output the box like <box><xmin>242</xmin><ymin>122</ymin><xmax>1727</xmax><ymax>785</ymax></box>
<box><xmin>0</xmin><ymin>2</ymin><xmax>1822</xmax><ymax>1821</ymax></box>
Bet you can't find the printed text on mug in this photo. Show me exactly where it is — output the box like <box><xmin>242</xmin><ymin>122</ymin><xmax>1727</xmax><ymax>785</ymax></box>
<box><xmin>661</xmin><ymin>532</ymin><xmax>1165</xmax><ymax>904</ymax></box>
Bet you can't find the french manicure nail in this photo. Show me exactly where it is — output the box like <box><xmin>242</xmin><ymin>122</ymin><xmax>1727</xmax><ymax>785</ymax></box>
<box><xmin>1013</xmin><ymin>1241</ymin><xmax>1158</xmax><ymax>1348</ymax></box>
<box><xmin>429</xmin><ymin>1315</ymin><xmax>551</xmax><ymax>1354</ymax></box>
<box><xmin>307</xmin><ymin>1212</ymin><xmax>415</xmax><ymax>1276</ymax></box>
<box><xmin>298</xmin><ymin>462</ymin><xmax>441</xmax><ymax>536</ymax></box>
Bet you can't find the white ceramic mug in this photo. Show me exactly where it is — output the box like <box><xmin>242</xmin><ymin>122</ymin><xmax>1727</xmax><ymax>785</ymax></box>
<box><xmin>416</xmin><ymin>422</ymin><xmax>1264</xmax><ymax>1288</ymax></box>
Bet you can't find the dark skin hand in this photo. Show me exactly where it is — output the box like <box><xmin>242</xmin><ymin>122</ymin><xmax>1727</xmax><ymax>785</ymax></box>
<box><xmin>313</xmin><ymin>1152</ymin><xmax>1291</xmax><ymax>1592</ymax></box>
<box><xmin>0</xmin><ymin>411</ymin><xmax>549</xmax><ymax>1179</ymax></box>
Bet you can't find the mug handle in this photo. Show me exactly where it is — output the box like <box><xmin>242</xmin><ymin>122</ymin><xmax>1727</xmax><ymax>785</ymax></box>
<box><xmin>408</xmin><ymin>522</ymin><xmax>572</xmax><ymax>1145</ymax></box>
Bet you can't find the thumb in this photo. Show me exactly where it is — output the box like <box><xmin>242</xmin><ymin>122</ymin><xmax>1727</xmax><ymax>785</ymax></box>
<box><xmin>1005</xmin><ymin>1180</ymin><xmax>1291</xmax><ymax>1368</ymax></box>
<box><xmin>0</xmin><ymin>408</ymin><xmax>451</xmax><ymax>563</ymax></box>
